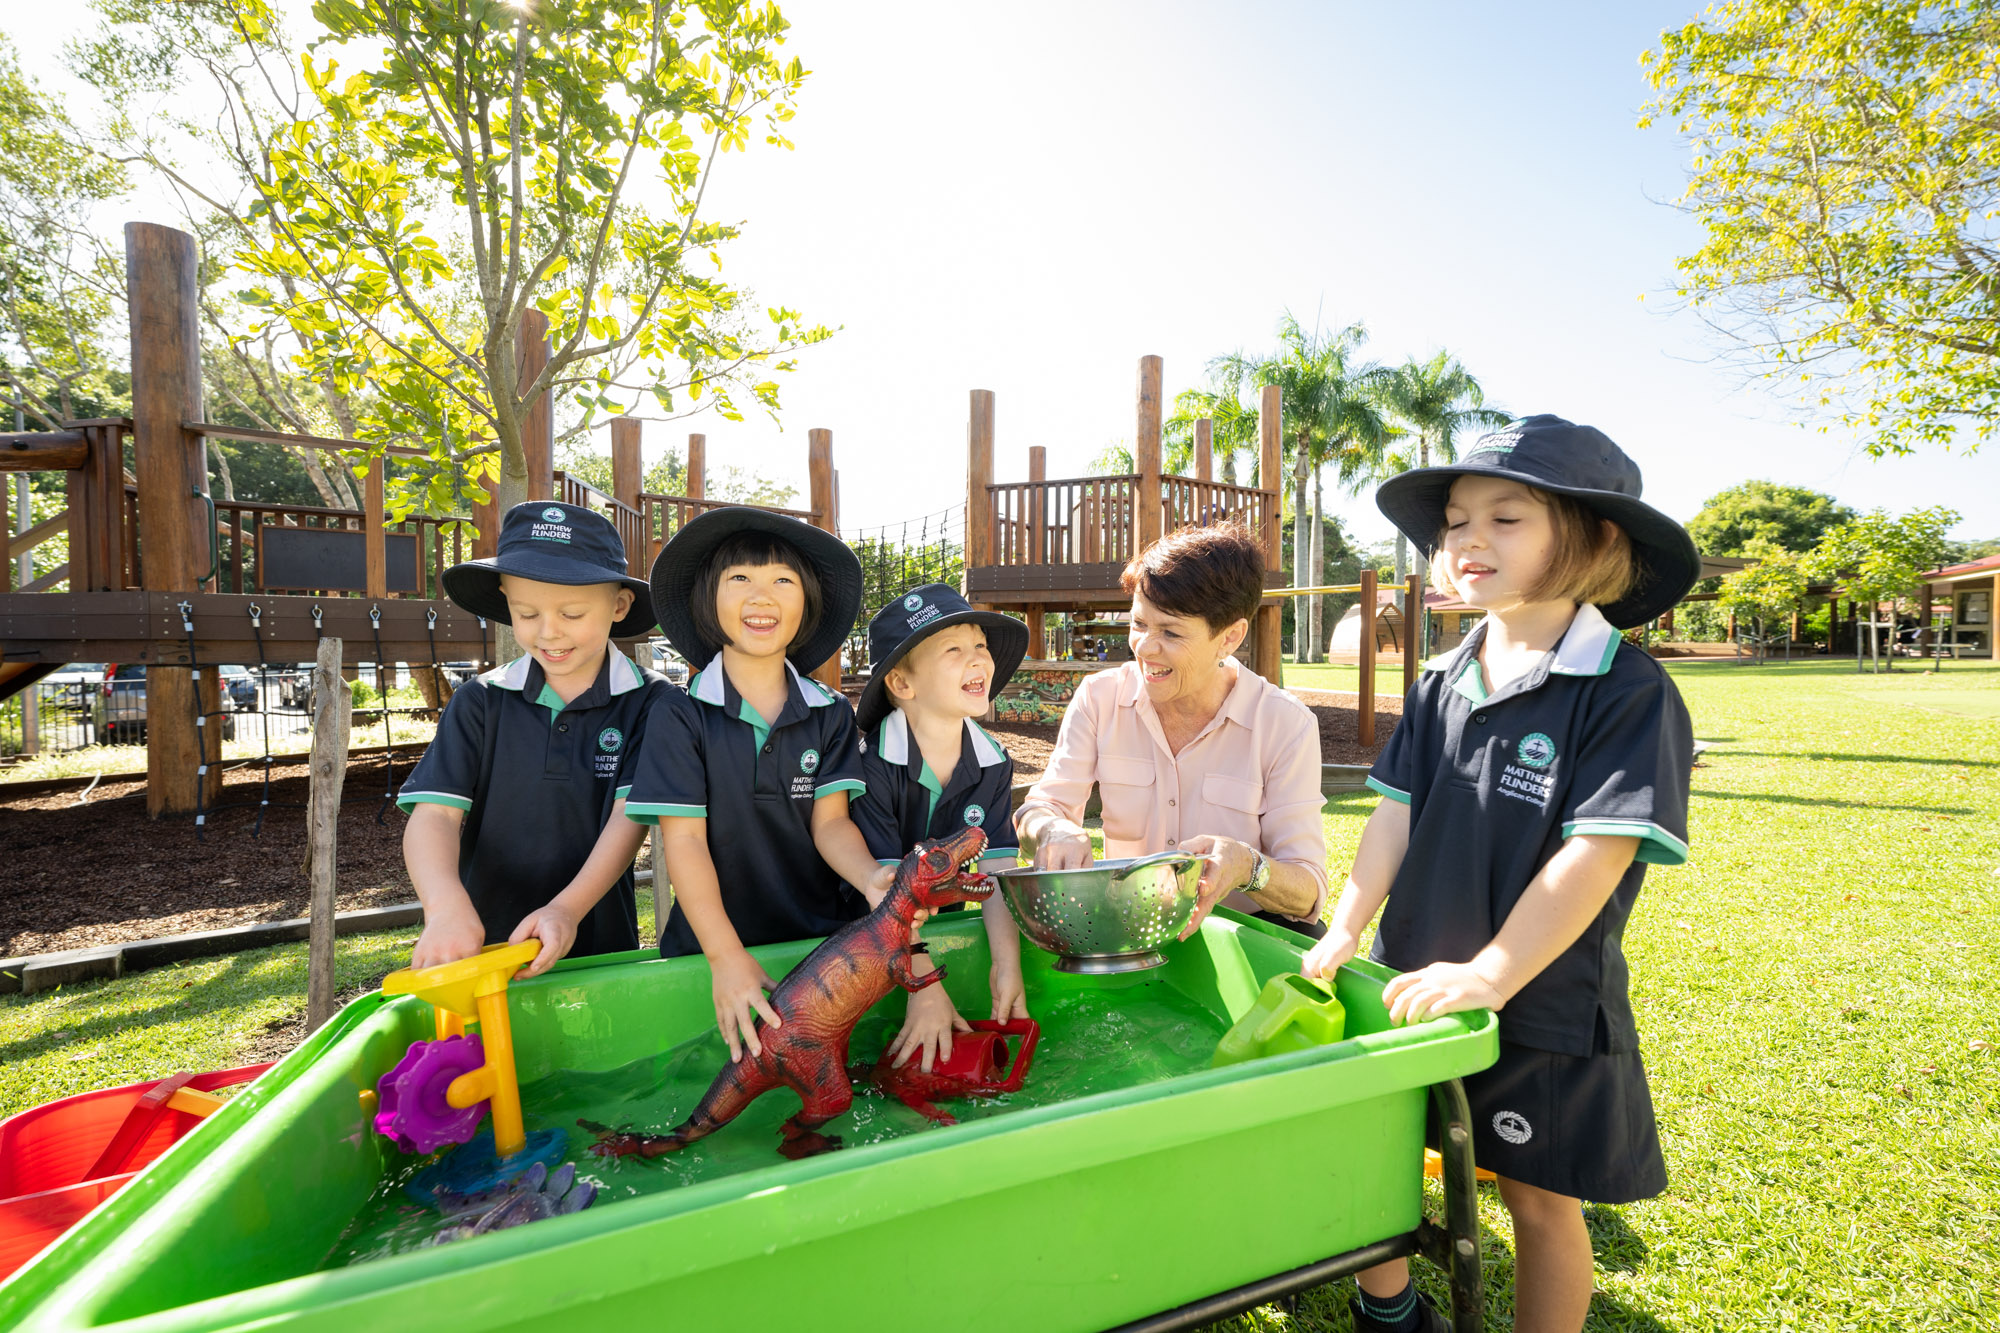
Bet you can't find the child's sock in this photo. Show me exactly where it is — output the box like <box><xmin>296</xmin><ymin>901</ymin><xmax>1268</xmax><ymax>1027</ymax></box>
<box><xmin>1354</xmin><ymin>1278</ymin><xmax>1424</xmax><ymax>1333</ymax></box>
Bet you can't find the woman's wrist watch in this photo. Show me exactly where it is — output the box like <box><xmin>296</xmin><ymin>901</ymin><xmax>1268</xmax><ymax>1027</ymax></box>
<box><xmin>1244</xmin><ymin>848</ymin><xmax>1272</xmax><ymax>896</ymax></box>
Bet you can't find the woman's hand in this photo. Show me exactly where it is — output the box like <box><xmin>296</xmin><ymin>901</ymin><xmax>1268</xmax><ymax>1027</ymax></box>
<box><xmin>1381</xmin><ymin>961</ymin><xmax>1504</xmax><ymax>1026</ymax></box>
<box><xmin>411</xmin><ymin>901</ymin><xmax>486</xmax><ymax>971</ymax></box>
<box><xmin>711</xmin><ymin>950</ymin><xmax>782</xmax><ymax>1062</ymax></box>
<box><xmin>1300</xmin><ymin>928</ymin><xmax>1359</xmax><ymax>979</ymax></box>
<box><xmin>1032</xmin><ymin>820</ymin><xmax>1095</xmax><ymax>871</ymax></box>
<box><xmin>1176</xmin><ymin>833</ymin><xmax>1255</xmax><ymax>940</ymax></box>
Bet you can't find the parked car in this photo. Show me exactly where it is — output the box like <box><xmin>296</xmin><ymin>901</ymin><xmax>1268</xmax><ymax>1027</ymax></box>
<box><xmin>39</xmin><ymin>663</ymin><xmax>106</xmax><ymax>712</ymax></box>
<box><xmin>440</xmin><ymin>661</ymin><xmax>481</xmax><ymax>690</ymax></box>
<box><xmin>647</xmin><ymin>641</ymin><xmax>690</xmax><ymax>687</ymax></box>
<box><xmin>216</xmin><ymin>664</ymin><xmax>259</xmax><ymax>711</ymax></box>
<box><xmin>93</xmin><ymin>665</ymin><xmax>238</xmax><ymax>746</ymax></box>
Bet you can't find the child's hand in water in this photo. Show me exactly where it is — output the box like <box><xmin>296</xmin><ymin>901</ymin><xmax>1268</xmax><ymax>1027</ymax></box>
<box><xmin>887</xmin><ymin>961</ymin><xmax>970</xmax><ymax>1072</ymax></box>
<box><xmin>508</xmin><ymin>904</ymin><xmax>577</xmax><ymax>978</ymax></box>
<box><xmin>411</xmin><ymin>904</ymin><xmax>486</xmax><ymax>971</ymax></box>
<box><xmin>712</xmin><ymin>950</ymin><xmax>782</xmax><ymax>1062</ymax></box>
<box><xmin>1300</xmin><ymin>928</ymin><xmax>1359</xmax><ymax>980</ymax></box>
<box><xmin>1381</xmin><ymin>961</ymin><xmax>1504</xmax><ymax>1026</ymax></box>
<box><xmin>989</xmin><ymin>958</ymin><xmax>1029</xmax><ymax>1023</ymax></box>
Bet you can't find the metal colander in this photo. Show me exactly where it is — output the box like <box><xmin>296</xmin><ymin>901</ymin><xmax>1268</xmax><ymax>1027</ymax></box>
<box><xmin>994</xmin><ymin>852</ymin><xmax>1204</xmax><ymax>974</ymax></box>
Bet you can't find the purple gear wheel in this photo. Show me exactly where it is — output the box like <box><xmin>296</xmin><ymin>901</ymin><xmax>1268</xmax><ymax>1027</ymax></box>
<box><xmin>375</xmin><ymin>1034</ymin><xmax>489</xmax><ymax>1154</ymax></box>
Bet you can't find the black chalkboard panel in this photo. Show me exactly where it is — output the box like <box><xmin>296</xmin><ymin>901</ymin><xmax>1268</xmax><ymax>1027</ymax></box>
<box><xmin>259</xmin><ymin>526</ymin><xmax>421</xmax><ymax>593</ymax></box>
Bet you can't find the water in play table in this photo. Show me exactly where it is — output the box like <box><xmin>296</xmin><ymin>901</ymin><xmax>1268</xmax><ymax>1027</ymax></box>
<box><xmin>322</xmin><ymin>978</ymin><xmax>1227</xmax><ymax>1268</ymax></box>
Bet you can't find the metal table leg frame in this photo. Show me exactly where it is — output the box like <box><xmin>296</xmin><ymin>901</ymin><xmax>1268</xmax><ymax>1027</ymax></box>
<box><xmin>1414</xmin><ymin>1077</ymin><xmax>1483</xmax><ymax>1333</ymax></box>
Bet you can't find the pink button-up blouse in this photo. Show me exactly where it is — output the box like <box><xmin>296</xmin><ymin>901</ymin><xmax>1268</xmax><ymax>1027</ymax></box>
<box><xmin>1016</xmin><ymin>660</ymin><xmax>1328</xmax><ymax>923</ymax></box>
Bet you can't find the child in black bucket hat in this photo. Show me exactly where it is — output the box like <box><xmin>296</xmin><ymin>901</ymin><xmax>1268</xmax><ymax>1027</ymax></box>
<box><xmin>1302</xmin><ymin>416</ymin><xmax>1700</xmax><ymax>1333</ymax></box>
<box><xmin>622</xmin><ymin>507</ymin><xmax>893</xmax><ymax>1064</ymax></box>
<box><xmin>851</xmin><ymin>583</ymin><xmax>1030</xmax><ymax>1071</ymax></box>
<box><xmin>399</xmin><ymin>500</ymin><xmax>672</xmax><ymax>979</ymax></box>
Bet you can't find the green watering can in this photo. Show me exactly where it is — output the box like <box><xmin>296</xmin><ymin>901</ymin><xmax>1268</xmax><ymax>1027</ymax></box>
<box><xmin>1211</xmin><ymin>973</ymin><xmax>1347</xmax><ymax>1067</ymax></box>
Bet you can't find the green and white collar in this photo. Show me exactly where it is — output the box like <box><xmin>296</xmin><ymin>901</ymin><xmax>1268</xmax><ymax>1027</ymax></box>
<box><xmin>478</xmin><ymin>649</ymin><xmax>648</xmax><ymax>696</ymax></box>
<box><xmin>1424</xmin><ymin>603</ymin><xmax>1621</xmax><ymax>703</ymax></box>
<box><xmin>688</xmin><ymin>653</ymin><xmax>843</xmax><ymax>710</ymax></box>
<box><xmin>875</xmin><ymin>710</ymin><xmax>1007</xmax><ymax>769</ymax></box>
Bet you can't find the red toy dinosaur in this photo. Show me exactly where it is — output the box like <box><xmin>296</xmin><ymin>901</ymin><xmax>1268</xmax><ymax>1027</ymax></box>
<box><xmin>586</xmin><ymin>825</ymin><xmax>993</xmax><ymax>1160</ymax></box>
<box><xmin>850</xmin><ymin>1018</ymin><xmax>1040</xmax><ymax>1125</ymax></box>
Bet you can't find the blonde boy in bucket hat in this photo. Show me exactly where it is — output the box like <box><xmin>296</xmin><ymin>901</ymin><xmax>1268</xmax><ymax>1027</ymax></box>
<box><xmin>1303</xmin><ymin>416</ymin><xmax>1699</xmax><ymax>1333</ymax></box>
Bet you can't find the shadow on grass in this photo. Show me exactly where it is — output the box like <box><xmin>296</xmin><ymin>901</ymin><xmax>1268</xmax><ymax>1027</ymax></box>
<box><xmin>1690</xmin><ymin>789</ymin><xmax>1978</xmax><ymax>816</ymax></box>
<box><xmin>1585</xmin><ymin>1204</ymin><xmax>1648</xmax><ymax>1274</ymax></box>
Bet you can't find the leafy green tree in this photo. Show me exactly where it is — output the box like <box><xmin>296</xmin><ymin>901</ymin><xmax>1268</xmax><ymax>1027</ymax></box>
<box><xmin>1717</xmin><ymin>541</ymin><xmax>1809</xmax><ymax>659</ymax></box>
<box><xmin>1217</xmin><ymin>314</ymin><xmax>1388</xmax><ymax>662</ymax></box>
<box><xmin>1163</xmin><ymin>358</ymin><xmax>1262</xmax><ymax>485</ymax></box>
<box><xmin>1371</xmin><ymin>351</ymin><xmax>1509</xmax><ymax>607</ymax></box>
<box><xmin>0</xmin><ymin>34</ymin><xmax>127</xmax><ymax>430</ymax></box>
<box><xmin>1686</xmin><ymin>479</ymin><xmax>1856</xmax><ymax>556</ymax></box>
<box><xmin>1641</xmin><ymin>1</ymin><xmax>2000</xmax><ymax>457</ymax></box>
<box><xmin>1806</xmin><ymin>505</ymin><xmax>1959</xmax><ymax>670</ymax></box>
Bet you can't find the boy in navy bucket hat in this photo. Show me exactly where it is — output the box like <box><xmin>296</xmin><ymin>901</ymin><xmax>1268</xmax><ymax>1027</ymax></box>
<box><xmin>398</xmin><ymin>500</ymin><xmax>673</xmax><ymax>979</ymax></box>
<box><xmin>1303</xmin><ymin>416</ymin><xmax>1699</xmax><ymax>1333</ymax></box>
<box><xmin>852</xmin><ymin>584</ymin><xmax>1030</xmax><ymax>1072</ymax></box>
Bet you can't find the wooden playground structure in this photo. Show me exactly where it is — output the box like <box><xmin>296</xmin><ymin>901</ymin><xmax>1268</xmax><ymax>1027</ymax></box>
<box><xmin>0</xmin><ymin>223</ymin><xmax>839</xmax><ymax>817</ymax></box>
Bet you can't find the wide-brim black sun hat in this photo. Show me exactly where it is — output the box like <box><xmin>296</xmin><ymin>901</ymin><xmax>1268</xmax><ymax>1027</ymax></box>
<box><xmin>441</xmin><ymin>500</ymin><xmax>656</xmax><ymax>638</ymax></box>
<box><xmin>856</xmin><ymin>583</ymin><xmax>1031</xmax><ymax>733</ymax></box>
<box><xmin>1375</xmin><ymin>414</ymin><xmax>1701</xmax><ymax>630</ymax></box>
<box><xmin>648</xmin><ymin>506</ymin><xmax>863</xmax><ymax>671</ymax></box>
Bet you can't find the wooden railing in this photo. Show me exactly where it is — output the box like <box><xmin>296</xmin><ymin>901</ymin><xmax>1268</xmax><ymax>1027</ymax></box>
<box><xmin>1162</xmin><ymin>476</ymin><xmax>1267</xmax><ymax>538</ymax></box>
<box><xmin>983</xmin><ymin>473</ymin><xmax>1275</xmax><ymax>570</ymax></box>
<box><xmin>987</xmin><ymin>475</ymin><xmax>1139</xmax><ymax>567</ymax></box>
<box><xmin>209</xmin><ymin>498</ymin><xmax>474</xmax><ymax>597</ymax></box>
<box><xmin>553</xmin><ymin>469</ymin><xmax>647</xmax><ymax>574</ymax></box>
<box><xmin>636</xmin><ymin>493</ymin><xmax>818</xmax><ymax>572</ymax></box>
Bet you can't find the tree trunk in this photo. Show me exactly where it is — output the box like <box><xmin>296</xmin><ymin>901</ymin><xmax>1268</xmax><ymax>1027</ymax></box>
<box><xmin>209</xmin><ymin>439</ymin><xmax>236</xmax><ymax>502</ymax></box>
<box><xmin>1309</xmin><ymin>470</ymin><xmax>1325</xmax><ymax>662</ymax></box>
<box><xmin>1292</xmin><ymin>431</ymin><xmax>1310</xmax><ymax>665</ymax></box>
<box><xmin>1221</xmin><ymin>450</ymin><xmax>1237</xmax><ymax>487</ymax></box>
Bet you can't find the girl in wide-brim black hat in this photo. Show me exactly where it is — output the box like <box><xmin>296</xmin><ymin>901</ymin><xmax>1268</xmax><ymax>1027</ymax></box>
<box><xmin>1299</xmin><ymin>416</ymin><xmax>1700</xmax><ymax>1333</ymax></box>
<box><xmin>623</xmin><ymin>507</ymin><xmax>894</xmax><ymax>1063</ymax></box>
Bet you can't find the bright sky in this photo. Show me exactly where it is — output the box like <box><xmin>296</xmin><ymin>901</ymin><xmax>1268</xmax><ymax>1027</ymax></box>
<box><xmin>8</xmin><ymin>2</ymin><xmax>1996</xmax><ymax>546</ymax></box>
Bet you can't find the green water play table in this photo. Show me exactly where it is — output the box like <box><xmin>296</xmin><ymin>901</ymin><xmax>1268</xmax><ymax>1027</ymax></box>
<box><xmin>0</xmin><ymin>909</ymin><xmax>1496</xmax><ymax>1332</ymax></box>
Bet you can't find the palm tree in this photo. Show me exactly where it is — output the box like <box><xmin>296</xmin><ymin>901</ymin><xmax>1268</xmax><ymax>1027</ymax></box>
<box><xmin>1216</xmin><ymin>314</ymin><xmax>1388</xmax><ymax>662</ymax></box>
<box><xmin>1374</xmin><ymin>352</ymin><xmax>1510</xmax><ymax>654</ymax></box>
<box><xmin>1163</xmin><ymin>357</ymin><xmax>1262</xmax><ymax>485</ymax></box>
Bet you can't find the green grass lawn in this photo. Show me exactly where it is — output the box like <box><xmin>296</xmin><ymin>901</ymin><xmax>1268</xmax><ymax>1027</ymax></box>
<box><xmin>1283</xmin><ymin>661</ymin><xmax>1415</xmax><ymax>694</ymax></box>
<box><xmin>2</xmin><ymin>661</ymin><xmax>1995</xmax><ymax>1329</ymax></box>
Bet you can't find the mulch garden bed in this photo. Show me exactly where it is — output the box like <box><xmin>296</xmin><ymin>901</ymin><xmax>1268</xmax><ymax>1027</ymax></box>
<box><xmin>1</xmin><ymin>694</ymin><xmax>1389</xmax><ymax>961</ymax></box>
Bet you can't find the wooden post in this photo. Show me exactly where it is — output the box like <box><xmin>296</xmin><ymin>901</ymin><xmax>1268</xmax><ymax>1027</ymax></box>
<box><xmin>127</xmin><ymin>222</ymin><xmax>220</xmax><ymax>817</ymax></box>
<box><xmin>807</xmin><ymin>428</ymin><xmax>844</xmax><ymax>693</ymax></box>
<box><xmin>517</xmin><ymin>309</ymin><xmax>553</xmax><ymax>503</ymax></box>
<box><xmin>648</xmin><ymin>825</ymin><xmax>673</xmax><ymax>942</ymax></box>
<box><xmin>1404</xmin><ymin>573</ymin><xmax>1421</xmax><ymax>696</ymax></box>
<box><xmin>965</xmin><ymin>390</ymin><xmax>995</xmax><ymax>591</ymax></box>
<box><xmin>1135</xmin><ymin>355</ymin><xmax>1163</xmax><ymax>555</ymax></box>
<box><xmin>1195</xmin><ymin>417</ymin><xmax>1212</xmax><ymax>483</ymax></box>
<box><xmin>364</xmin><ymin>453</ymin><xmax>387</xmax><ymax>598</ymax></box>
<box><xmin>1358</xmin><ymin>568</ymin><xmax>1378</xmax><ymax>748</ymax></box>
<box><xmin>306</xmin><ymin>635</ymin><xmax>351</xmax><ymax>1033</ymax></box>
<box><xmin>1662</xmin><ymin>605</ymin><xmax>1675</xmax><ymax>637</ymax></box>
<box><xmin>611</xmin><ymin>416</ymin><xmax>644</xmax><ymax>571</ymax></box>
<box><xmin>1253</xmin><ymin>386</ymin><xmax>1284</xmax><ymax>684</ymax></box>
<box><xmin>686</xmin><ymin>433</ymin><xmax>706</xmax><ymax>499</ymax></box>
<box><xmin>472</xmin><ymin>470</ymin><xmax>499</xmax><ymax>560</ymax></box>
<box><xmin>1026</xmin><ymin>445</ymin><xmax>1047</xmax><ymax>658</ymax></box>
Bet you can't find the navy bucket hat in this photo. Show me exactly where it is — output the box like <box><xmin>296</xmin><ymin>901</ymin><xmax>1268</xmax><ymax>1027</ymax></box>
<box><xmin>1374</xmin><ymin>414</ymin><xmax>1701</xmax><ymax>630</ymax></box>
<box><xmin>441</xmin><ymin>501</ymin><xmax>656</xmax><ymax>638</ymax></box>
<box><xmin>856</xmin><ymin>583</ymin><xmax>1030</xmax><ymax>733</ymax></box>
<box><xmin>647</xmin><ymin>506</ymin><xmax>864</xmax><ymax>672</ymax></box>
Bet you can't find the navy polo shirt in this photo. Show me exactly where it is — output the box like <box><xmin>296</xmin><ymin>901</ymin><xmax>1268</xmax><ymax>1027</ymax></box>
<box><xmin>852</xmin><ymin>711</ymin><xmax>1022</xmax><ymax>875</ymax></box>
<box><xmin>1366</xmin><ymin>604</ymin><xmax>1693</xmax><ymax>1057</ymax></box>
<box><xmin>397</xmin><ymin>651</ymin><xmax>670</xmax><ymax>958</ymax></box>
<box><xmin>624</xmin><ymin>654</ymin><xmax>869</xmax><ymax>957</ymax></box>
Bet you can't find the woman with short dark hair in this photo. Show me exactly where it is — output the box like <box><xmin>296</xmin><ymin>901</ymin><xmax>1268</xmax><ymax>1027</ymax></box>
<box><xmin>1016</xmin><ymin>525</ymin><xmax>1329</xmax><ymax>937</ymax></box>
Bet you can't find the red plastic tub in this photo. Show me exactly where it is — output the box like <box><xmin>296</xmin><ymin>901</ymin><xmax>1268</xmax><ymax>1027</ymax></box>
<box><xmin>0</xmin><ymin>1063</ymin><xmax>271</xmax><ymax>1279</ymax></box>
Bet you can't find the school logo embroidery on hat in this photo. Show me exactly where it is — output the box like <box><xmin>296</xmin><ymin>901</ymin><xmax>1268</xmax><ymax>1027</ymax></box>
<box><xmin>598</xmin><ymin>726</ymin><xmax>623</xmax><ymax>753</ymax></box>
<box><xmin>800</xmin><ymin>748</ymin><xmax>820</xmax><ymax>774</ymax></box>
<box><xmin>542</xmin><ymin>506</ymin><xmax>566</xmax><ymax>522</ymax></box>
<box><xmin>1518</xmin><ymin>733</ymin><xmax>1557</xmax><ymax>769</ymax></box>
<box><xmin>964</xmin><ymin>804</ymin><xmax>985</xmax><ymax>827</ymax></box>
<box><xmin>903</xmin><ymin>592</ymin><xmax>924</xmax><ymax>612</ymax></box>
<box><xmin>1492</xmin><ymin>1110</ymin><xmax>1533</xmax><ymax>1145</ymax></box>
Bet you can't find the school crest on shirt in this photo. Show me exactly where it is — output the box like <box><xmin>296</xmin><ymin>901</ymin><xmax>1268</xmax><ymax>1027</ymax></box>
<box><xmin>598</xmin><ymin>726</ymin><xmax>624</xmax><ymax>753</ymax></box>
<box><xmin>1497</xmin><ymin>731</ymin><xmax>1557</xmax><ymax>810</ymax></box>
<box><xmin>1518</xmin><ymin>732</ymin><xmax>1556</xmax><ymax>769</ymax></box>
<box><xmin>964</xmin><ymin>804</ymin><xmax>985</xmax><ymax>827</ymax></box>
<box><xmin>800</xmin><ymin>748</ymin><xmax>821</xmax><ymax>774</ymax></box>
